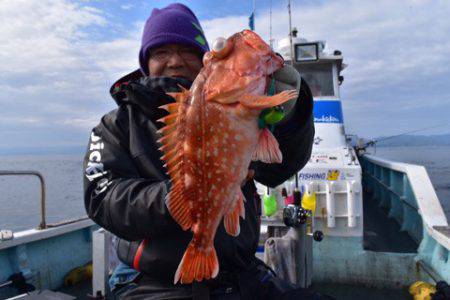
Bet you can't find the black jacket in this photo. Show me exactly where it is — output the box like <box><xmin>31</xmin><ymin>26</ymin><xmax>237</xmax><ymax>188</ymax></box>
<box><xmin>83</xmin><ymin>69</ymin><xmax>314</xmax><ymax>283</ymax></box>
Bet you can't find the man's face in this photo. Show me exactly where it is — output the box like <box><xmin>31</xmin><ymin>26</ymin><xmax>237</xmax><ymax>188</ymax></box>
<box><xmin>147</xmin><ymin>44</ymin><xmax>203</xmax><ymax>81</ymax></box>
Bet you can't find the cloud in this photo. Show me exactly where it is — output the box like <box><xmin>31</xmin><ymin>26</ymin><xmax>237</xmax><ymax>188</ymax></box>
<box><xmin>0</xmin><ymin>0</ymin><xmax>107</xmax><ymax>75</ymax></box>
<box><xmin>202</xmin><ymin>0</ymin><xmax>450</xmax><ymax>137</ymax></box>
<box><xmin>58</xmin><ymin>116</ymin><xmax>102</xmax><ymax>129</ymax></box>
<box><xmin>1</xmin><ymin>0</ymin><xmax>450</xmax><ymax>149</ymax></box>
<box><xmin>121</xmin><ymin>4</ymin><xmax>134</xmax><ymax>10</ymax></box>
<box><xmin>0</xmin><ymin>0</ymin><xmax>142</xmax><ymax>147</ymax></box>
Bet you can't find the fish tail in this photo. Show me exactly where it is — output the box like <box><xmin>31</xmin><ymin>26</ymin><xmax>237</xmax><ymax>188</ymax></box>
<box><xmin>174</xmin><ymin>242</ymin><xmax>219</xmax><ymax>284</ymax></box>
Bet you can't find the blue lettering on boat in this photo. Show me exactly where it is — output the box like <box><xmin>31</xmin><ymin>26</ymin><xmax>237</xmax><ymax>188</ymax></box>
<box><xmin>298</xmin><ymin>173</ymin><xmax>327</xmax><ymax>180</ymax></box>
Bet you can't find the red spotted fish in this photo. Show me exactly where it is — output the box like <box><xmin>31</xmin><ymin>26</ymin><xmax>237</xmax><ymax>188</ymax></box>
<box><xmin>157</xmin><ymin>30</ymin><xmax>298</xmax><ymax>284</ymax></box>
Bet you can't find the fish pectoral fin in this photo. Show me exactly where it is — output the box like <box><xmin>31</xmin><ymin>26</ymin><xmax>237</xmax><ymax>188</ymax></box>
<box><xmin>251</xmin><ymin>128</ymin><xmax>283</xmax><ymax>163</ymax></box>
<box><xmin>239</xmin><ymin>90</ymin><xmax>298</xmax><ymax>109</ymax></box>
<box><xmin>224</xmin><ymin>192</ymin><xmax>244</xmax><ymax>236</ymax></box>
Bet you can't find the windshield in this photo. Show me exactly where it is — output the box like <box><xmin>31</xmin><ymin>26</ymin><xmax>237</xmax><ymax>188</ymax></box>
<box><xmin>297</xmin><ymin>63</ymin><xmax>335</xmax><ymax>97</ymax></box>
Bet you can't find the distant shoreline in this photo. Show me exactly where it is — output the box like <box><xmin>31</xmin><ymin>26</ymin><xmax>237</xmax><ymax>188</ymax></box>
<box><xmin>0</xmin><ymin>146</ymin><xmax>85</xmax><ymax>156</ymax></box>
<box><xmin>0</xmin><ymin>134</ymin><xmax>449</xmax><ymax>155</ymax></box>
<box><xmin>372</xmin><ymin>134</ymin><xmax>450</xmax><ymax>147</ymax></box>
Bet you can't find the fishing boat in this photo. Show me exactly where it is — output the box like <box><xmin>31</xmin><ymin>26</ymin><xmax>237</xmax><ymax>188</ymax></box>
<box><xmin>256</xmin><ymin>33</ymin><xmax>450</xmax><ymax>299</ymax></box>
<box><xmin>1</xmin><ymin>20</ymin><xmax>449</xmax><ymax>300</ymax></box>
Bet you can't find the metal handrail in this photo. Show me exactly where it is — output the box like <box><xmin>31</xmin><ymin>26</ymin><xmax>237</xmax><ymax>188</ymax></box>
<box><xmin>0</xmin><ymin>171</ymin><xmax>46</xmax><ymax>229</ymax></box>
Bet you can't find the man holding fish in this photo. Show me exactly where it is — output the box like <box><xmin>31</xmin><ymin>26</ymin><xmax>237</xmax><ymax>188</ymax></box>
<box><xmin>84</xmin><ymin>3</ymin><xmax>332</xmax><ymax>300</ymax></box>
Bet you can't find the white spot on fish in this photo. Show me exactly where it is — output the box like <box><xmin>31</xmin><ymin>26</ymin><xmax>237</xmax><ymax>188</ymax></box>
<box><xmin>234</xmin><ymin>134</ymin><xmax>242</xmax><ymax>141</ymax></box>
<box><xmin>213</xmin><ymin>148</ymin><xmax>218</xmax><ymax>156</ymax></box>
<box><xmin>183</xmin><ymin>142</ymin><xmax>190</xmax><ymax>153</ymax></box>
<box><xmin>207</xmin><ymin>172</ymin><xmax>212</xmax><ymax>179</ymax></box>
<box><xmin>223</xmin><ymin>132</ymin><xmax>229</xmax><ymax>139</ymax></box>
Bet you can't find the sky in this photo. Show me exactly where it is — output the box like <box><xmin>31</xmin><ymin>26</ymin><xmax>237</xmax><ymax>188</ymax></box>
<box><xmin>1</xmin><ymin>0</ymin><xmax>449</xmax><ymax>149</ymax></box>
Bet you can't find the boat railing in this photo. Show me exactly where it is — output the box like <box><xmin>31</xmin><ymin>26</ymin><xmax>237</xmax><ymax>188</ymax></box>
<box><xmin>0</xmin><ymin>170</ymin><xmax>47</xmax><ymax>230</ymax></box>
<box><xmin>361</xmin><ymin>154</ymin><xmax>450</xmax><ymax>282</ymax></box>
<box><xmin>0</xmin><ymin>170</ymin><xmax>93</xmax><ymax>240</ymax></box>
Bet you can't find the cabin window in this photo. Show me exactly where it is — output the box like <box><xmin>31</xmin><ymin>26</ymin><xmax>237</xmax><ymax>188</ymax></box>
<box><xmin>298</xmin><ymin>63</ymin><xmax>335</xmax><ymax>97</ymax></box>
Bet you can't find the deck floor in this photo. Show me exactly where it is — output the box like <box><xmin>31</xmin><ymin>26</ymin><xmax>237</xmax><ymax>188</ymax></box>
<box><xmin>57</xmin><ymin>279</ymin><xmax>92</xmax><ymax>299</ymax></box>
<box><xmin>363</xmin><ymin>189</ymin><xmax>418</xmax><ymax>253</ymax></box>
<box><xmin>314</xmin><ymin>282</ymin><xmax>411</xmax><ymax>300</ymax></box>
<box><xmin>59</xmin><ymin>281</ymin><xmax>410</xmax><ymax>300</ymax></box>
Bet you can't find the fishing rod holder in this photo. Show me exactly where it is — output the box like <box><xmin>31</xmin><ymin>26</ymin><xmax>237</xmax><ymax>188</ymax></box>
<box><xmin>264</xmin><ymin>187</ymin><xmax>324</xmax><ymax>288</ymax></box>
<box><xmin>0</xmin><ymin>171</ymin><xmax>47</xmax><ymax>230</ymax></box>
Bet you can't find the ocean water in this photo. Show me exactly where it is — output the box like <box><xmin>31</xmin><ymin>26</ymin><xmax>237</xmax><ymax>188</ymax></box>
<box><xmin>0</xmin><ymin>146</ymin><xmax>449</xmax><ymax>232</ymax></box>
<box><xmin>0</xmin><ymin>155</ymin><xmax>85</xmax><ymax>232</ymax></box>
<box><xmin>370</xmin><ymin>146</ymin><xmax>450</xmax><ymax>219</ymax></box>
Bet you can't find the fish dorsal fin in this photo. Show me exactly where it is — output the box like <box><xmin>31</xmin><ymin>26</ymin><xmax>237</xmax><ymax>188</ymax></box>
<box><xmin>251</xmin><ymin>128</ymin><xmax>283</xmax><ymax>163</ymax></box>
<box><xmin>167</xmin><ymin>86</ymin><xmax>190</xmax><ymax>104</ymax></box>
<box><xmin>158</xmin><ymin>99</ymin><xmax>194</xmax><ymax>231</ymax></box>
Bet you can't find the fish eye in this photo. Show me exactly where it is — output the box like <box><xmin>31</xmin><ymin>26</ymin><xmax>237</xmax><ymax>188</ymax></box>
<box><xmin>211</xmin><ymin>37</ymin><xmax>233</xmax><ymax>59</ymax></box>
<box><xmin>212</xmin><ymin>37</ymin><xmax>227</xmax><ymax>52</ymax></box>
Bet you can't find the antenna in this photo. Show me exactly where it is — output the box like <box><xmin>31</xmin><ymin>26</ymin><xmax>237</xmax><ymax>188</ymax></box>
<box><xmin>253</xmin><ymin>0</ymin><xmax>256</xmax><ymax>30</ymax></box>
<box><xmin>269</xmin><ymin>0</ymin><xmax>273</xmax><ymax>48</ymax></box>
<box><xmin>288</xmin><ymin>0</ymin><xmax>294</xmax><ymax>64</ymax></box>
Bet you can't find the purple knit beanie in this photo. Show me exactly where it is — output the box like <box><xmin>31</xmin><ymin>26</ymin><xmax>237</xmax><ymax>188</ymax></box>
<box><xmin>139</xmin><ymin>3</ymin><xmax>210</xmax><ymax>76</ymax></box>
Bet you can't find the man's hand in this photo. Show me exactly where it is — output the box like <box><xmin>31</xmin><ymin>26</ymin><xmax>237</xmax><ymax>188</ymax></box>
<box><xmin>272</xmin><ymin>64</ymin><xmax>302</xmax><ymax>124</ymax></box>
